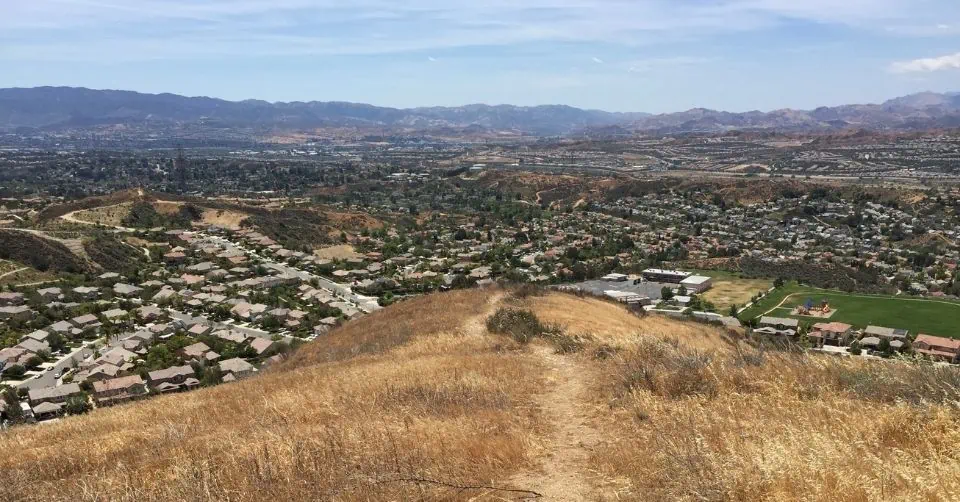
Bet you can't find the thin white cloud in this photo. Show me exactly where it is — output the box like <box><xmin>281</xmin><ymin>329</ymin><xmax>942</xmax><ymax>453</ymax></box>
<box><xmin>2</xmin><ymin>0</ymin><xmax>960</xmax><ymax>62</ymax></box>
<box><xmin>427</xmin><ymin>56</ymin><xmax>437</xmax><ymax>62</ymax></box>
<box><xmin>626</xmin><ymin>56</ymin><xmax>711</xmax><ymax>73</ymax></box>
<box><xmin>592</xmin><ymin>57</ymin><xmax>604</xmax><ymax>64</ymax></box>
<box><xmin>890</xmin><ymin>52</ymin><xmax>960</xmax><ymax>73</ymax></box>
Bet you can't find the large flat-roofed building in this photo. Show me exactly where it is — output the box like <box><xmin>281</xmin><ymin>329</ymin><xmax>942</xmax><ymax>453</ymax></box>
<box><xmin>603</xmin><ymin>290</ymin><xmax>652</xmax><ymax>306</ymax></box>
<box><xmin>680</xmin><ymin>275</ymin><xmax>713</xmax><ymax>293</ymax></box>
<box><xmin>642</xmin><ymin>268</ymin><xmax>692</xmax><ymax>284</ymax></box>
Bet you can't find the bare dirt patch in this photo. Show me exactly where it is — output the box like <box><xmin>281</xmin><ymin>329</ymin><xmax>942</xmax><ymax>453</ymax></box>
<box><xmin>702</xmin><ymin>277</ymin><xmax>773</xmax><ymax>310</ymax></box>
<box><xmin>324</xmin><ymin>210</ymin><xmax>383</xmax><ymax>231</ymax></box>
<box><xmin>313</xmin><ymin>244</ymin><xmax>363</xmax><ymax>260</ymax></box>
<box><xmin>70</xmin><ymin>202</ymin><xmax>134</xmax><ymax>226</ymax></box>
<box><xmin>152</xmin><ymin>201</ymin><xmax>183</xmax><ymax>215</ymax></box>
<box><xmin>200</xmin><ymin>208</ymin><xmax>249</xmax><ymax>230</ymax></box>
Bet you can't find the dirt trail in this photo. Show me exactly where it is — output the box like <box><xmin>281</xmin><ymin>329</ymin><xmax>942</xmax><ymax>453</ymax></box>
<box><xmin>508</xmin><ymin>344</ymin><xmax>602</xmax><ymax>501</ymax></box>
<box><xmin>0</xmin><ymin>267</ymin><xmax>28</xmax><ymax>279</ymax></box>
<box><xmin>459</xmin><ymin>291</ymin><xmax>505</xmax><ymax>338</ymax></box>
<box><xmin>456</xmin><ymin>292</ymin><xmax>603</xmax><ymax>500</ymax></box>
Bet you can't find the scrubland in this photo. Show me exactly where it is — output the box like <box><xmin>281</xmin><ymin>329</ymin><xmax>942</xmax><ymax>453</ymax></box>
<box><xmin>4</xmin><ymin>288</ymin><xmax>960</xmax><ymax>501</ymax></box>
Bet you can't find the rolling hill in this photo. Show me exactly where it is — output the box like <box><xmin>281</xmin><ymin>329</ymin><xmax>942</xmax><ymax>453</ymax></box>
<box><xmin>4</xmin><ymin>288</ymin><xmax>960</xmax><ymax>501</ymax></box>
<box><xmin>3</xmin><ymin>86</ymin><xmax>960</xmax><ymax>135</ymax></box>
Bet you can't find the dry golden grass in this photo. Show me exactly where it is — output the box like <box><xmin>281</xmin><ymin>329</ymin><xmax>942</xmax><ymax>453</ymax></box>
<box><xmin>312</xmin><ymin>244</ymin><xmax>363</xmax><ymax>260</ymax></box>
<box><xmin>587</xmin><ymin>338</ymin><xmax>960</xmax><ymax>501</ymax></box>
<box><xmin>323</xmin><ymin>210</ymin><xmax>383</xmax><ymax>231</ymax></box>
<box><xmin>152</xmin><ymin>201</ymin><xmax>183</xmax><ymax>215</ymax></box>
<box><xmin>69</xmin><ymin>202</ymin><xmax>135</xmax><ymax>226</ymax></box>
<box><xmin>0</xmin><ymin>288</ymin><xmax>546</xmax><ymax>501</ymax></box>
<box><xmin>6</xmin><ymin>288</ymin><xmax>960</xmax><ymax>502</ymax></box>
<box><xmin>199</xmin><ymin>208</ymin><xmax>249</xmax><ymax>230</ymax></box>
<box><xmin>523</xmin><ymin>292</ymin><xmax>731</xmax><ymax>350</ymax></box>
<box><xmin>702</xmin><ymin>276</ymin><xmax>773</xmax><ymax>310</ymax></box>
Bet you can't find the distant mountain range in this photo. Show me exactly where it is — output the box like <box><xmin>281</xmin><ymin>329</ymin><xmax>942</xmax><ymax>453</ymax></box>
<box><xmin>2</xmin><ymin>86</ymin><xmax>960</xmax><ymax>136</ymax></box>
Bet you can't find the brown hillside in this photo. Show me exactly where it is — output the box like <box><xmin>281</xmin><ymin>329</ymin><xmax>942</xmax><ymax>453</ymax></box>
<box><xmin>4</xmin><ymin>289</ymin><xmax>960</xmax><ymax>501</ymax></box>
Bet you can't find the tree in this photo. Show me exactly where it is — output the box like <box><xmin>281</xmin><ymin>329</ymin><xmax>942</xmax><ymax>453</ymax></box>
<box><xmin>46</xmin><ymin>332</ymin><xmax>67</xmax><ymax>353</ymax></box>
<box><xmin>661</xmin><ymin>287</ymin><xmax>674</xmax><ymax>301</ymax></box>
<box><xmin>65</xmin><ymin>395</ymin><xmax>91</xmax><ymax>415</ymax></box>
<box><xmin>773</xmin><ymin>277</ymin><xmax>785</xmax><ymax>288</ymax></box>
<box><xmin>2</xmin><ymin>387</ymin><xmax>23</xmax><ymax>423</ymax></box>
<box><xmin>261</xmin><ymin>316</ymin><xmax>282</xmax><ymax>330</ymax></box>
<box><xmin>729</xmin><ymin>304</ymin><xmax>739</xmax><ymax>317</ymax></box>
<box><xmin>24</xmin><ymin>356</ymin><xmax>43</xmax><ymax>370</ymax></box>
<box><xmin>677</xmin><ymin>285</ymin><xmax>688</xmax><ymax>297</ymax></box>
<box><xmin>878</xmin><ymin>337</ymin><xmax>892</xmax><ymax>357</ymax></box>
<box><xmin>848</xmin><ymin>341</ymin><xmax>862</xmax><ymax>356</ymax></box>
<box><xmin>2</xmin><ymin>364</ymin><xmax>26</xmax><ymax>379</ymax></box>
<box><xmin>201</xmin><ymin>366</ymin><xmax>223</xmax><ymax>387</ymax></box>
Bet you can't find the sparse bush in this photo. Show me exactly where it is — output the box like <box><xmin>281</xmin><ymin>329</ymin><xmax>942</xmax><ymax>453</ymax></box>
<box><xmin>543</xmin><ymin>331</ymin><xmax>591</xmax><ymax>354</ymax></box>
<box><xmin>511</xmin><ymin>283</ymin><xmax>546</xmax><ymax>299</ymax></box>
<box><xmin>485</xmin><ymin>307</ymin><xmax>547</xmax><ymax>344</ymax></box>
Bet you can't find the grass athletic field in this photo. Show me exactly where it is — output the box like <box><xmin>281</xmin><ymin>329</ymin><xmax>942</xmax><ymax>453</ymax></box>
<box><xmin>689</xmin><ymin>269</ymin><xmax>773</xmax><ymax>311</ymax></box>
<box><xmin>739</xmin><ymin>282</ymin><xmax>960</xmax><ymax>339</ymax></box>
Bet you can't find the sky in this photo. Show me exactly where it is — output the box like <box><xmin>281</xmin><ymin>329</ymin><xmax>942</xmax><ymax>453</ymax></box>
<box><xmin>3</xmin><ymin>0</ymin><xmax>960</xmax><ymax>113</ymax></box>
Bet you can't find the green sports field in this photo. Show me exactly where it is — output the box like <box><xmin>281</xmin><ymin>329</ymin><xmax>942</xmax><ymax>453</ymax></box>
<box><xmin>740</xmin><ymin>283</ymin><xmax>960</xmax><ymax>339</ymax></box>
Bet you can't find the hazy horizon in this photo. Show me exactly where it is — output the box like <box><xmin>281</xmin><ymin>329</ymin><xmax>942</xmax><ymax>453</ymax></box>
<box><xmin>4</xmin><ymin>1</ymin><xmax>960</xmax><ymax>113</ymax></box>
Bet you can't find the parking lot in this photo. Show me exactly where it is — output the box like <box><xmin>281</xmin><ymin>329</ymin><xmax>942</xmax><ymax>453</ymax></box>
<box><xmin>562</xmin><ymin>279</ymin><xmax>672</xmax><ymax>301</ymax></box>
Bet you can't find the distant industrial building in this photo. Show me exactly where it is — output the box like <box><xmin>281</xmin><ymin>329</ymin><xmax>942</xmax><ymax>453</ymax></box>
<box><xmin>680</xmin><ymin>275</ymin><xmax>713</xmax><ymax>293</ymax></box>
<box><xmin>642</xmin><ymin>268</ymin><xmax>692</xmax><ymax>283</ymax></box>
<box><xmin>603</xmin><ymin>290</ymin><xmax>652</xmax><ymax>306</ymax></box>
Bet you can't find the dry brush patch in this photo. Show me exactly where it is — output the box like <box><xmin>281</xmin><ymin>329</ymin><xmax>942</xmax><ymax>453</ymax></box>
<box><xmin>0</xmin><ymin>290</ymin><xmax>545</xmax><ymax>502</ymax></box>
<box><xmin>282</xmin><ymin>288</ymin><xmax>498</xmax><ymax>370</ymax></box>
<box><xmin>523</xmin><ymin>292</ymin><xmax>731</xmax><ymax>351</ymax></box>
<box><xmin>589</xmin><ymin>337</ymin><xmax>960</xmax><ymax>501</ymax></box>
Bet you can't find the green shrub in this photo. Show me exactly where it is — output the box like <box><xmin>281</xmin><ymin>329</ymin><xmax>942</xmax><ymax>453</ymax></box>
<box><xmin>486</xmin><ymin>308</ymin><xmax>546</xmax><ymax>345</ymax></box>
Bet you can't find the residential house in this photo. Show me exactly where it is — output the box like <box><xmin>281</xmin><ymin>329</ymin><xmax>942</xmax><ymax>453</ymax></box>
<box><xmin>28</xmin><ymin>383</ymin><xmax>83</xmax><ymax>406</ymax></box>
<box><xmin>96</xmin><ymin>347</ymin><xmax>138</xmax><ymax>369</ymax></box>
<box><xmin>32</xmin><ymin>401</ymin><xmax>66</xmax><ymax>420</ymax></box>
<box><xmin>248</xmin><ymin>338</ymin><xmax>279</xmax><ymax>356</ymax></box>
<box><xmin>48</xmin><ymin>320</ymin><xmax>75</xmax><ymax>335</ymax></box>
<box><xmin>914</xmin><ymin>334</ymin><xmax>960</xmax><ymax>363</ymax></box>
<box><xmin>70</xmin><ymin>314</ymin><xmax>100</xmax><ymax>329</ymax></box>
<box><xmin>93</xmin><ymin>375</ymin><xmax>147</xmax><ymax>406</ymax></box>
<box><xmin>147</xmin><ymin>365</ymin><xmax>199</xmax><ymax>392</ymax></box>
<box><xmin>0</xmin><ymin>305</ymin><xmax>33</xmax><ymax>321</ymax></box>
<box><xmin>0</xmin><ymin>292</ymin><xmax>25</xmax><ymax>306</ymax></box>
<box><xmin>113</xmin><ymin>283</ymin><xmax>144</xmax><ymax>298</ymax></box>
<box><xmin>71</xmin><ymin>286</ymin><xmax>100</xmax><ymax>300</ymax></box>
<box><xmin>219</xmin><ymin>357</ymin><xmax>256</xmax><ymax>381</ymax></box>
<box><xmin>755</xmin><ymin>316</ymin><xmax>799</xmax><ymax>339</ymax></box>
<box><xmin>180</xmin><ymin>342</ymin><xmax>219</xmax><ymax>362</ymax></box>
<box><xmin>36</xmin><ymin>287</ymin><xmax>63</xmax><ymax>303</ymax></box>
<box><xmin>15</xmin><ymin>338</ymin><xmax>50</xmax><ymax>355</ymax></box>
<box><xmin>187</xmin><ymin>323</ymin><xmax>211</xmax><ymax>336</ymax></box>
<box><xmin>101</xmin><ymin>308</ymin><xmax>129</xmax><ymax>323</ymax></box>
<box><xmin>809</xmin><ymin>322</ymin><xmax>853</xmax><ymax>347</ymax></box>
<box><xmin>0</xmin><ymin>347</ymin><xmax>28</xmax><ymax>365</ymax></box>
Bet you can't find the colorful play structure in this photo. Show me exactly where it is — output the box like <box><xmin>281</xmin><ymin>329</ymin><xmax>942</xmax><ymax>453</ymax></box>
<box><xmin>797</xmin><ymin>298</ymin><xmax>831</xmax><ymax>316</ymax></box>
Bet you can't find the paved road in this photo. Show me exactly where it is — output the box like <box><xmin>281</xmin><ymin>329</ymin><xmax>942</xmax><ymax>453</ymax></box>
<box><xmin>166</xmin><ymin>308</ymin><xmax>298</xmax><ymax>344</ymax></box>
<box><xmin>202</xmin><ymin>233</ymin><xmax>381</xmax><ymax>314</ymax></box>
<box><xmin>16</xmin><ymin>342</ymin><xmax>97</xmax><ymax>391</ymax></box>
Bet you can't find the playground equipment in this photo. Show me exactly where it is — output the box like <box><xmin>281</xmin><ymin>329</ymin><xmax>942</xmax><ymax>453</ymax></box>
<box><xmin>797</xmin><ymin>298</ymin><xmax>831</xmax><ymax>316</ymax></box>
